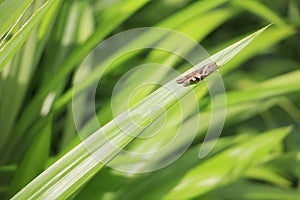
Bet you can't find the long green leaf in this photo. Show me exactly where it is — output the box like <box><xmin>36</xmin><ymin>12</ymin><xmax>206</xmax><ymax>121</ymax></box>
<box><xmin>231</xmin><ymin>0</ymin><xmax>286</xmax><ymax>26</ymax></box>
<box><xmin>3</xmin><ymin>0</ymin><xmax>148</xmax><ymax>164</ymax></box>
<box><xmin>0</xmin><ymin>0</ymin><xmax>33</xmax><ymax>40</ymax></box>
<box><xmin>203</xmin><ymin>179</ymin><xmax>300</xmax><ymax>200</ymax></box>
<box><xmin>86</xmin><ymin>134</ymin><xmax>252</xmax><ymax>200</ymax></box>
<box><xmin>163</xmin><ymin>127</ymin><xmax>291</xmax><ymax>199</ymax></box>
<box><xmin>0</xmin><ymin>0</ymin><xmax>61</xmax><ymax>159</ymax></box>
<box><xmin>7</xmin><ymin>116</ymin><xmax>51</xmax><ymax>198</ymax></box>
<box><xmin>11</xmin><ymin>26</ymin><xmax>267</xmax><ymax>199</ymax></box>
<box><xmin>0</xmin><ymin>0</ymin><xmax>60</xmax><ymax>72</ymax></box>
<box><xmin>5</xmin><ymin>0</ymin><xmax>148</xmax><ymax>162</ymax></box>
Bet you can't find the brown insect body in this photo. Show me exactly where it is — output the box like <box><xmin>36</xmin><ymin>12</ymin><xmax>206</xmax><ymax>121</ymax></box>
<box><xmin>176</xmin><ymin>61</ymin><xmax>218</xmax><ymax>86</ymax></box>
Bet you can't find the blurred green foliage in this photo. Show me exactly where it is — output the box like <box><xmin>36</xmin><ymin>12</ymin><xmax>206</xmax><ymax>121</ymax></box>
<box><xmin>0</xmin><ymin>0</ymin><xmax>300</xmax><ymax>199</ymax></box>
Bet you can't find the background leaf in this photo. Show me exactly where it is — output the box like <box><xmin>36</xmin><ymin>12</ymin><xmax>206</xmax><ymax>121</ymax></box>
<box><xmin>0</xmin><ymin>1</ymin><xmax>299</xmax><ymax>199</ymax></box>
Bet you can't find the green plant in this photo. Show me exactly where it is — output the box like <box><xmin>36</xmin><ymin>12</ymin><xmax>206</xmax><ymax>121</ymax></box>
<box><xmin>1</xmin><ymin>0</ymin><xmax>299</xmax><ymax>199</ymax></box>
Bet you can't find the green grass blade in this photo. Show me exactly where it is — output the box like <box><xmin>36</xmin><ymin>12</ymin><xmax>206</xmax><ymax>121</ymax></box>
<box><xmin>162</xmin><ymin>127</ymin><xmax>291</xmax><ymax>199</ymax></box>
<box><xmin>203</xmin><ymin>179</ymin><xmax>300</xmax><ymax>200</ymax></box>
<box><xmin>0</xmin><ymin>0</ymin><xmax>61</xmax><ymax>160</ymax></box>
<box><xmin>245</xmin><ymin>166</ymin><xmax>292</xmax><ymax>188</ymax></box>
<box><xmin>231</xmin><ymin>0</ymin><xmax>286</xmax><ymax>26</ymax></box>
<box><xmin>158</xmin><ymin>0</ymin><xmax>229</xmax><ymax>28</ymax></box>
<box><xmin>55</xmin><ymin>6</ymin><xmax>239</xmax><ymax>133</ymax></box>
<box><xmin>211</xmin><ymin>25</ymin><xmax>295</xmax><ymax>74</ymax></box>
<box><xmin>6</xmin><ymin>0</ymin><xmax>148</xmax><ymax>160</ymax></box>
<box><xmin>0</xmin><ymin>0</ymin><xmax>33</xmax><ymax>40</ymax></box>
<box><xmin>207</xmin><ymin>69</ymin><xmax>300</xmax><ymax>109</ymax></box>
<box><xmin>7</xmin><ymin>116</ymin><xmax>52</xmax><ymax>198</ymax></box>
<box><xmin>88</xmin><ymin>135</ymin><xmax>251</xmax><ymax>200</ymax></box>
<box><xmin>103</xmin><ymin>24</ymin><xmax>300</xmax><ymax>173</ymax></box>
<box><xmin>213</xmin><ymin>24</ymin><xmax>271</xmax><ymax>66</ymax></box>
<box><xmin>10</xmin><ymin>26</ymin><xmax>266</xmax><ymax>199</ymax></box>
<box><xmin>0</xmin><ymin>0</ymin><xmax>60</xmax><ymax>72</ymax></box>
